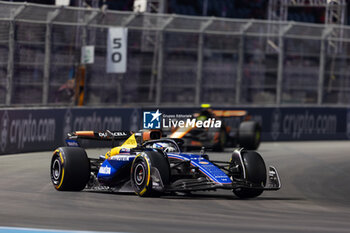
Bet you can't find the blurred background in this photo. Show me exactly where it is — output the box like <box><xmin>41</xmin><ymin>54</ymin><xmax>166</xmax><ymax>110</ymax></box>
<box><xmin>0</xmin><ymin>0</ymin><xmax>350</xmax><ymax>107</ymax></box>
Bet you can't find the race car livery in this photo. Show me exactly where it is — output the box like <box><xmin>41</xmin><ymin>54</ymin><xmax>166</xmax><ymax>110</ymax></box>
<box><xmin>168</xmin><ymin>106</ymin><xmax>262</xmax><ymax>151</ymax></box>
<box><xmin>50</xmin><ymin>130</ymin><xmax>280</xmax><ymax>198</ymax></box>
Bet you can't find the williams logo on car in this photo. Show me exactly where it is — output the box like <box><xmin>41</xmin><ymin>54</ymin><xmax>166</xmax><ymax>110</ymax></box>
<box><xmin>99</xmin><ymin>166</ymin><xmax>111</xmax><ymax>175</ymax></box>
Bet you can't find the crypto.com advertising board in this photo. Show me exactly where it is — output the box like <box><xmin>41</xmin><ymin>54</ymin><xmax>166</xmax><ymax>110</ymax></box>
<box><xmin>0</xmin><ymin>107</ymin><xmax>349</xmax><ymax>155</ymax></box>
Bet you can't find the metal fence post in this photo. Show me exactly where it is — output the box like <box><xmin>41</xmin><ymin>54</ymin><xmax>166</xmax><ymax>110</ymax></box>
<box><xmin>155</xmin><ymin>16</ymin><xmax>174</xmax><ymax>106</ymax></box>
<box><xmin>317</xmin><ymin>27</ymin><xmax>333</xmax><ymax>105</ymax></box>
<box><xmin>276</xmin><ymin>36</ymin><xmax>284</xmax><ymax>105</ymax></box>
<box><xmin>42</xmin><ymin>8</ymin><xmax>61</xmax><ymax>105</ymax></box>
<box><xmin>236</xmin><ymin>21</ymin><xmax>252</xmax><ymax>104</ymax></box>
<box><xmin>276</xmin><ymin>23</ymin><xmax>293</xmax><ymax>105</ymax></box>
<box><xmin>195</xmin><ymin>18</ymin><xmax>213</xmax><ymax>105</ymax></box>
<box><xmin>5</xmin><ymin>5</ymin><xmax>25</xmax><ymax>106</ymax></box>
<box><xmin>6</xmin><ymin>22</ymin><xmax>15</xmax><ymax>106</ymax></box>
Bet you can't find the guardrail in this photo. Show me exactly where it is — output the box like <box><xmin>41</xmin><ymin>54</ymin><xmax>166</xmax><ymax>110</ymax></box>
<box><xmin>1</xmin><ymin>1</ymin><xmax>350</xmax><ymax>107</ymax></box>
<box><xmin>0</xmin><ymin>107</ymin><xmax>348</xmax><ymax>155</ymax></box>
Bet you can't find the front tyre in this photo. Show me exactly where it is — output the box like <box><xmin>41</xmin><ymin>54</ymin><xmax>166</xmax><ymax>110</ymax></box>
<box><xmin>50</xmin><ymin>147</ymin><xmax>90</xmax><ymax>191</ymax></box>
<box><xmin>131</xmin><ymin>151</ymin><xmax>170</xmax><ymax>197</ymax></box>
<box><xmin>233</xmin><ymin>151</ymin><xmax>266</xmax><ymax>198</ymax></box>
<box><xmin>238</xmin><ymin>121</ymin><xmax>261</xmax><ymax>150</ymax></box>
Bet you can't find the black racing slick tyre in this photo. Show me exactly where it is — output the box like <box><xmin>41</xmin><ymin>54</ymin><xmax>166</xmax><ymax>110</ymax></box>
<box><xmin>238</xmin><ymin>121</ymin><xmax>261</xmax><ymax>150</ymax></box>
<box><xmin>212</xmin><ymin>128</ymin><xmax>227</xmax><ymax>152</ymax></box>
<box><xmin>233</xmin><ymin>151</ymin><xmax>267</xmax><ymax>198</ymax></box>
<box><xmin>50</xmin><ymin>147</ymin><xmax>90</xmax><ymax>191</ymax></box>
<box><xmin>131</xmin><ymin>151</ymin><xmax>170</xmax><ymax>197</ymax></box>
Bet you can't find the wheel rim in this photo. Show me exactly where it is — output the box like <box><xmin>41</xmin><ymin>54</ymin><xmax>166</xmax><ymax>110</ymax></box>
<box><xmin>51</xmin><ymin>158</ymin><xmax>61</xmax><ymax>185</ymax></box>
<box><xmin>134</xmin><ymin>163</ymin><xmax>146</xmax><ymax>186</ymax></box>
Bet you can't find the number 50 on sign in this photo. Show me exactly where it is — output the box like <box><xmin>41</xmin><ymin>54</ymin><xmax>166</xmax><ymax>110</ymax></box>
<box><xmin>107</xmin><ymin>27</ymin><xmax>128</xmax><ymax>73</ymax></box>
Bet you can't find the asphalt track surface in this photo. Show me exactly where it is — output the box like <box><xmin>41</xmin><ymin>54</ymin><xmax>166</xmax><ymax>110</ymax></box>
<box><xmin>1</xmin><ymin>141</ymin><xmax>350</xmax><ymax>233</ymax></box>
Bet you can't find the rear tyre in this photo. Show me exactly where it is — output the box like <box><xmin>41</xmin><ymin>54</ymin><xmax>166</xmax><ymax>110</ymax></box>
<box><xmin>131</xmin><ymin>151</ymin><xmax>170</xmax><ymax>197</ymax></box>
<box><xmin>211</xmin><ymin>128</ymin><xmax>227</xmax><ymax>152</ymax></box>
<box><xmin>50</xmin><ymin>147</ymin><xmax>90</xmax><ymax>191</ymax></box>
<box><xmin>233</xmin><ymin>151</ymin><xmax>266</xmax><ymax>198</ymax></box>
<box><xmin>238</xmin><ymin>121</ymin><xmax>261</xmax><ymax>150</ymax></box>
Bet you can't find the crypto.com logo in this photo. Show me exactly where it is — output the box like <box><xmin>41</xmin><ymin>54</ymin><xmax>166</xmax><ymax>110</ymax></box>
<box><xmin>271</xmin><ymin>108</ymin><xmax>281</xmax><ymax>141</ymax></box>
<box><xmin>143</xmin><ymin>109</ymin><xmax>161</xmax><ymax>129</ymax></box>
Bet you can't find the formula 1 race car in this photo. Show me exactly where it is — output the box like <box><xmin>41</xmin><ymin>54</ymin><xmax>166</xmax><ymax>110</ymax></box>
<box><xmin>50</xmin><ymin>130</ymin><xmax>280</xmax><ymax>198</ymax></box>
<box><xmin>168</xmin><ymin>106</ymin><xmax>261</xmax><ymax>151</ymax></box>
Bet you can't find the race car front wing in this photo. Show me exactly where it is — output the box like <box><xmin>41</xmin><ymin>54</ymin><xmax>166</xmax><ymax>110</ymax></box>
<box><xmin>163</xmin><ymin>166</ymin><xmax>281</xmax><ymax>193</ymax></box>
<box><xmin>232</xmin><ymin>166</ymin><xmax>281</xmax><ymax>191</ymax></box>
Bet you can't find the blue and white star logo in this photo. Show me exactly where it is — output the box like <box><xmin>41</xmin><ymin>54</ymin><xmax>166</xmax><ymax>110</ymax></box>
<box><xmin>143</xmin><ymin>109</ymin><xmax>162</xmax><ymax>129</ymax></box>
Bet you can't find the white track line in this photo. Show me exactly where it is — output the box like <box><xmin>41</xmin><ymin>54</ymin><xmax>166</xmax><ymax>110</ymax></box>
<box><xmin>0</xmin><ymin>226</ymin><xmax>128</xmax><ymax>233</ymax></box>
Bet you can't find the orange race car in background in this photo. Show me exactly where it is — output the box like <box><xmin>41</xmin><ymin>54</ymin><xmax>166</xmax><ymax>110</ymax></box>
<box><xmin>168</xmin><ymin>105</ymin><xmax>261</xmax><ymax>151</ymax></box>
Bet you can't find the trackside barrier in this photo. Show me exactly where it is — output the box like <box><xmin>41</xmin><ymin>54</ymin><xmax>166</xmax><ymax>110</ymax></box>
<box><xmin>2</xmin><ymin>1</ymin><xmax>350</xmax><ymax>107</ymax></box>
<box><xmin>0</xmin><ymin>107</ymin><xmax>349</xmax><ymax>155</ymax></box>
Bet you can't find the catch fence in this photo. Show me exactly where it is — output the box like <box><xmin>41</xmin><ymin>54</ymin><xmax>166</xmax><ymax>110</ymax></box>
<box><xmin>0</xmin><ymin>1</ymin><xmax>350</xmax><ymax>107</ymax></box>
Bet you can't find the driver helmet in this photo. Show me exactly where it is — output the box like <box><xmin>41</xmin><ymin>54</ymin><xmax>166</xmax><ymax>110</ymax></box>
<box><xmin>152</xmin><ymin>142</ymin><xmax>177</xmax><ymax>152</ymax></box>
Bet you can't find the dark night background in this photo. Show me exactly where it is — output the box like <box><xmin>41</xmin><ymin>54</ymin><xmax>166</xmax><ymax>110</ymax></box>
<box><xmin>2</xmin><ymin>0</ymin><xmax>350</xmax><ymax>24</ymax></box>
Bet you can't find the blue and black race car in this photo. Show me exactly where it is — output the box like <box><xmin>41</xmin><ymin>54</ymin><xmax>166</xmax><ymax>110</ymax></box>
<box><xmin>50</xmin><ymin>130</ymin><xmax>280</xmax><ymax>198</ymax></box>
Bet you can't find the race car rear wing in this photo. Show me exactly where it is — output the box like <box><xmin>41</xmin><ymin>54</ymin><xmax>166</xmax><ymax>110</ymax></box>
<box><xmin>67</xmin><ymin>130</ymin><xmax>133</xmax><ymax>141</ymax></box>
<box><xmin>66</xmin><ymin>129</ymin><xmax>162</xmax><ymax>143</ymax></box>
<box><xmin>212</xmin><ymin>110</ymin><xmax>247</xmax><ymax>117</ymax></box>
